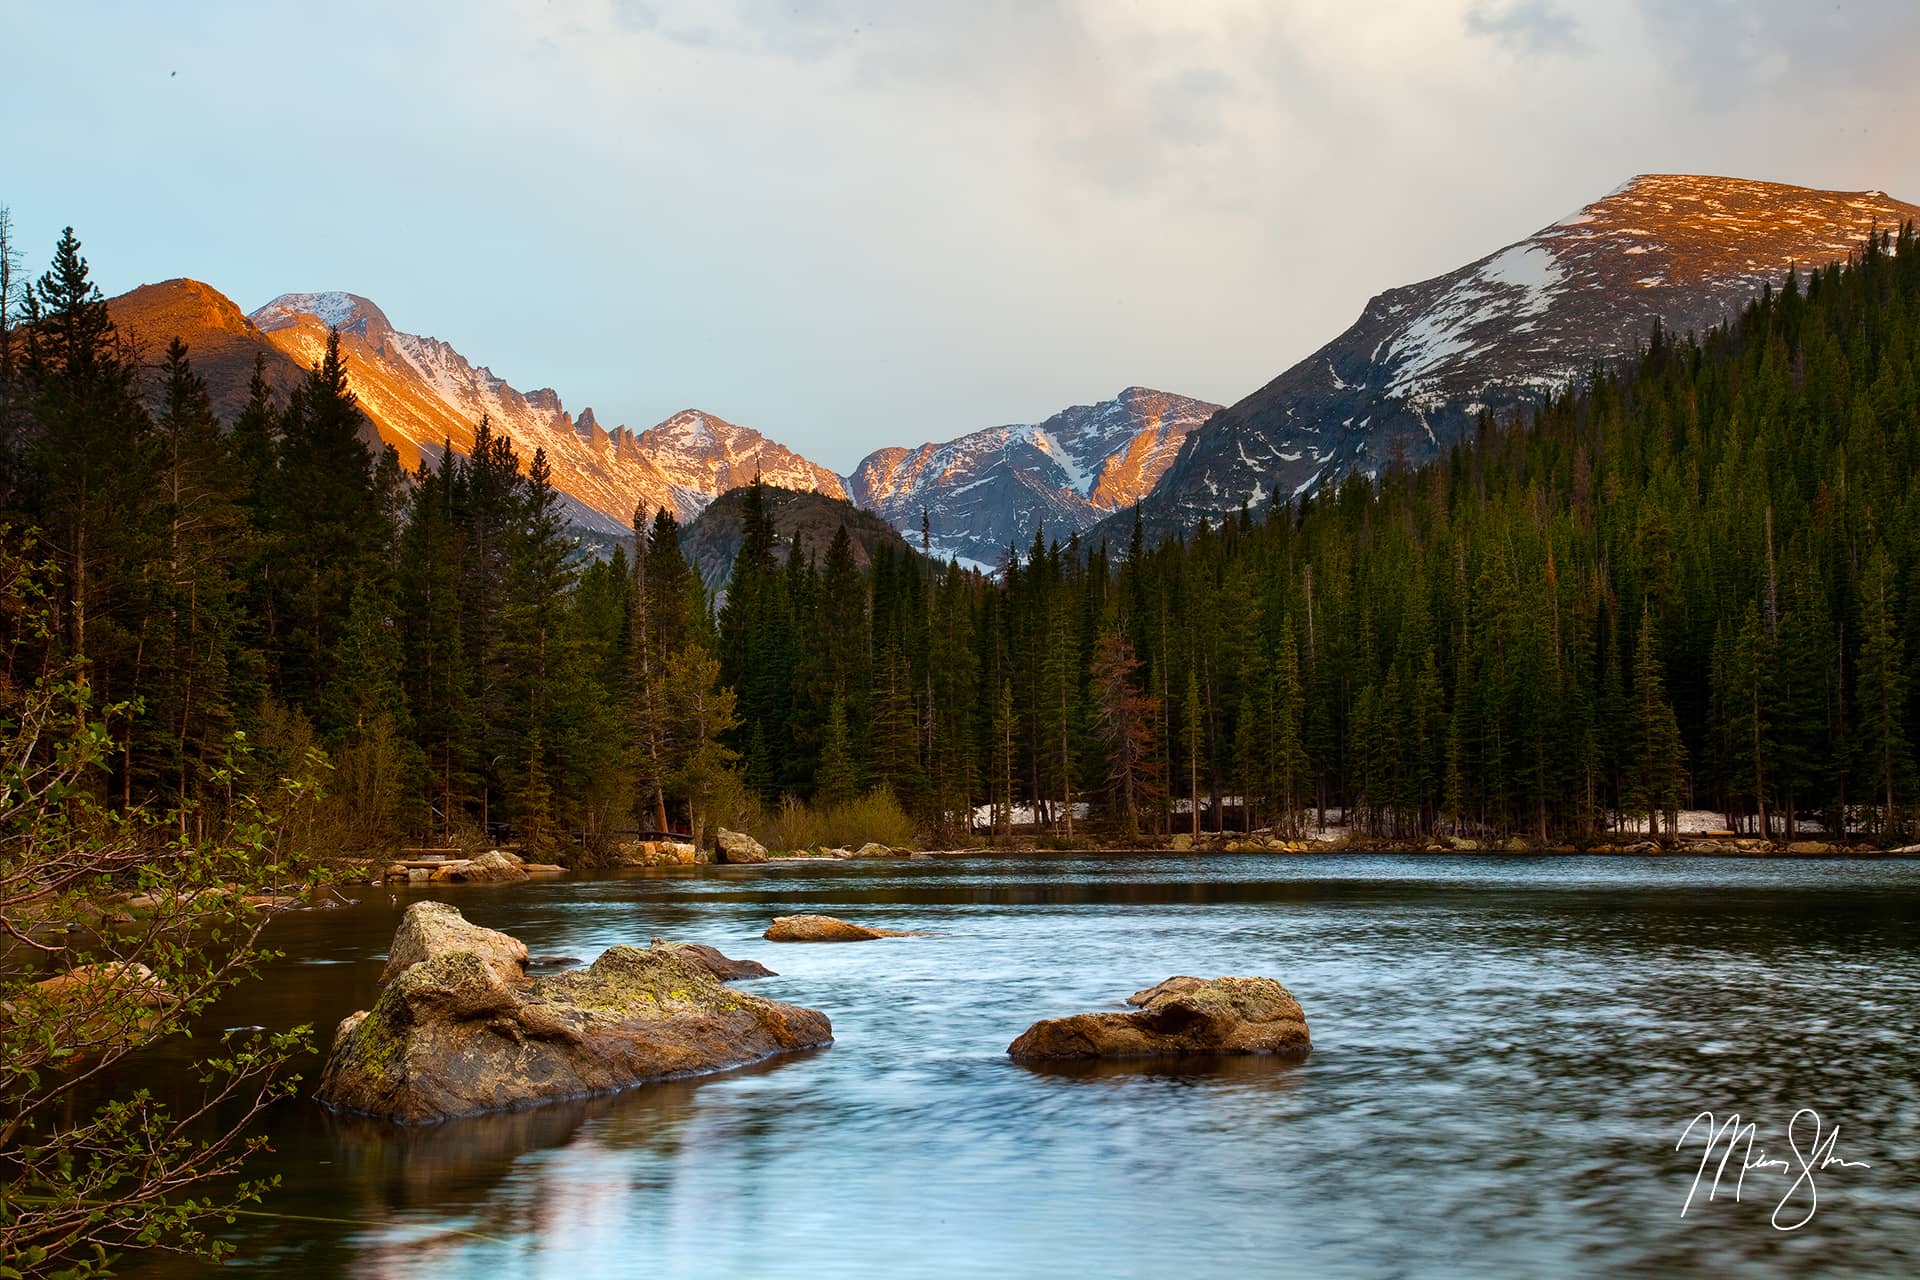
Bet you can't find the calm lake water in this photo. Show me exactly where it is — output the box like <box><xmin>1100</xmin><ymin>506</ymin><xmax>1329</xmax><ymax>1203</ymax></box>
<box><xmin>126</xmin><ymin>854</ymin><xmax>1920</xmax><ymax>1279</ymax></box>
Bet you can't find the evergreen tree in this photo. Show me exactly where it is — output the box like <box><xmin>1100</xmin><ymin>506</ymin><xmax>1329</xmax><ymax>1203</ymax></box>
<box><xmin>816</xmin><ymin>694</ymin><xmax>858</xmax><ymax>807</ymax></box>
<box><xmin>264</xmin><ymin>327</ymin><xmax>392</xmax><ymax>719</ymax></box>
<box><xmin>1855</xmin><ymin>545</ymin><xmax>1914</xmax><ymax>835</ymax></box>
<box><xmin>501</xmin><ymin>448</ymin><xmax>579</xmax><ymax>849</ymax></box>
<box><xmin>18</xmin><ymin>227</ymin><xmax>157</xmax><ymax>753</ymax></box>
<box><xmin>663</xmin><ymin>643</ymin><xmax>741</xmax><ymax>850</ymax></box>
<box><xmin>1090</xmin><ymin>628</ymin><xmax>1161</xmax><ymax>836</ymax></box>
<box><xmin>139</xmin><ymin>338</ymin><xmax>248</xmax><ymax>809</ymax></box>
<box><xmin>1626</xmin><ymin>608</ymin><xmax>1687</xmax><ymax>837</ymax></box>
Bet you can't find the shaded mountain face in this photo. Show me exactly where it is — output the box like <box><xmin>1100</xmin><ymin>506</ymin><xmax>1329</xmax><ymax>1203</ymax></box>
<box><xmin>246</xmin><ymin>292</ymin><xmax>845</xmax><ymax>537</ymax></box>
<box><xmin>678</xmin><ymin>485</ymin><xmax>914</xmax><ymax>596</ymax></box>
<box><xmin>106</xmin><ymin>279</ymin><xmax>308</xmax><ymax>422</ymax></box>
<box><xmin>1121</xmin><ymin>174</ymin><xmax>1920</xmax><ymax>540</ymax></box>
<box><xmin>848</xmin><ymin>386</ymin><xmax>1219</xmax><ymax>568</ymax></box>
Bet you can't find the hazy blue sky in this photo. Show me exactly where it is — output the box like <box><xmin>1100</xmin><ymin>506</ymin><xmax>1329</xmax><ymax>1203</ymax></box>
<box><xmin>5</xmin><ymin>0</ymin><xmax>1917</xmax><ymax>472</ymax></box>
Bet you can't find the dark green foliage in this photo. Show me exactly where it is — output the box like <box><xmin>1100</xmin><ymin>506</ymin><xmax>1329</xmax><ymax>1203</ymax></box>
<box><xmin>5</xmin><ymin>220</ymin><xmax>1920</xmax><ymax>850</ymax></box>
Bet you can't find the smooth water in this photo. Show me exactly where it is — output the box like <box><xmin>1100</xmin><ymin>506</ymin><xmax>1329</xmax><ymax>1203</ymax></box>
<box><xmin>126</xmin><ymin>854</ymin><xmax>1920</xmax><ymax>1278</ymax></box>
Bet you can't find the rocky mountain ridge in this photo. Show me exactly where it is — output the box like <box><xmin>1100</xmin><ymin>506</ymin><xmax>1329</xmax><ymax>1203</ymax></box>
<box><xmin>848</xmin><ymin>386</ymin><xmax>1219</xmax><ymax>567</ymax></box>
<box><xmin>1116</xmin><ymin>174</ymin><xmax>1920</xmax><ymax>541</ymax></box>
<box><xmin>115</xmin><ymin>282</ymin><xmax>1212</xmax><ymax>559</ymax></box>
<box><xmin>248</xmin><ymin>291</ymin><xmax>845</xmax><ymax>538</ymax></box>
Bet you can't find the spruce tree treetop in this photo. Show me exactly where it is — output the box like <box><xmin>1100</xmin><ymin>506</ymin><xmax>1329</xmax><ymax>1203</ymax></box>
<box><xmin>28</xmin><ymin>227</ymin><xmax>116</xmax><ymax>378</ymax></box>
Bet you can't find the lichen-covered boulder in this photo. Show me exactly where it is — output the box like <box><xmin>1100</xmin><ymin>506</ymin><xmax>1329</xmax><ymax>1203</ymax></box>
<box><xmin>852</xmin><ymin>842</ymin><xmax>897</xmax><ymax>859</ymax></box>
<box><xmin>650</xmin><ymin>939</ymin><xmax>776</xmax><ymax>980</ymax></box>
<box><xmin>715</xmin><ymin>829</ymin><xmax>770</xmax><ymax>864</ymax></box>
<box><xmin>380</xmin><ymin>900</ymin><xmax>530</xmax><ymax>987</ymax></box>
<box><xmin>763</xmin><ymin>914</ymin><xmax>917</xmax><ymax>942</ymax></box>
<box><xmin>316</xmin><ymin>936</ymin><xmax>830</xmax><ymax>1124</ymax></box>
<box><xmin>1008</xmin><ymin>976</ymin><xmax>1310</xmax><ymax>1062</ymax></box>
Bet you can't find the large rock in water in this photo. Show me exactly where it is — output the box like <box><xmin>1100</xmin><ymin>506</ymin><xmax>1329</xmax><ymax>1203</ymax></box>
<box><xmin>317</xmin><ymin>913</ymin><xmax>831</xmax><ymax>1123</ymax></box>
<box><xmin>380</xmin><ymin>900</ymin><xmax>528</xmax><ymax>987</ymax></box>
<box><xmin>1008</xmin><ymin>976</ymin><xmax>1311</xmax><ymax>1062</ymax></box>
<box><xmin>715</xmin><ymin>829</ymin><xmax>770</xmax><ymax>864</ymax></box>
<box><xmin>763</xmin><ymin>914</ymin><xmax>916</xmax><ymax>942</ymax></box>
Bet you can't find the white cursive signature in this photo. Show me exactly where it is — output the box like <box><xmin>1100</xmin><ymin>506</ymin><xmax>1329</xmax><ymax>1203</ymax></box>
<box><xmin>1677</xmin><ymin>1108</ymin><xmax>1872</xmax><ymax>1230</ymax></box>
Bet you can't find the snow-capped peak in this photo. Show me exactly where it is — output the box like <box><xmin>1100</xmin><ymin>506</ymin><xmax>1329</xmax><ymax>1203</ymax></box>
<box><xmin>1121</xmin><ymin>173</ymin><xmax>1920</xmax><ymax>541</ymax></box>
<box><xmin>848</xmin><ymin>387</ymin><xmax>1220</xmax><ymax>566</ymax></box>
<box><xmin>252</xmin><ymin>291</ymin><xmax>388</xmax><ymax>336</ymax></box>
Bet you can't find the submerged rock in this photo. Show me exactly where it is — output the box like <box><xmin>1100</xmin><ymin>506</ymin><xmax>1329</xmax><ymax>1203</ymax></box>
<box><xmin>715</xmin><ymin>829</ymin><xmax>770</xmax><ymax>864</ymax></box>
<box><xmin>762</xmin><ymin>914</ymin><xmax>918</xmax><ymax>942</ymax></box>
<box><xmin>1008</xmin><ymin>976</ymin><xmax>1311</xmax><ymax>1062</ymax></box>
<box><xmin>317</xmin><ymin>913</ymin><xmax>831</xmax><ymax>1124</ymax></box>
<box><xmin>26</xmin><ymin>960</ymin><xmax>169</xmax><ymax>1006</ymax></box>
<box><xmin>15</xmin><ymin>961</ymin><xmax>173</xmax><ymax>1049</ymax></box>
<box><xmin>651</xmin><ymin>939</ymin><xmax>776</xmax><ymax>979</ymax></box>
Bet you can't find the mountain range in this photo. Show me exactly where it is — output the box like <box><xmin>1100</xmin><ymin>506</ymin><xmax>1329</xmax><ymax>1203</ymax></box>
<box><xmin>848</xmin><ymin>386</ymin><xmax>1218</xmax><ymax>567</ymax></box>
<box><xmin>1109</xmin><ymin>174</ymin><xmax>1920</xmax><ymax>542</ymax></box>
<box><xmin>105</xmin><ymin>174</ymin><xmax>1918</xmax><ymax>569</ymax></box>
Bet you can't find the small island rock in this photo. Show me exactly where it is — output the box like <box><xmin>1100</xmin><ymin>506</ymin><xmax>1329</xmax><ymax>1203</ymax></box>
<box><xmin>1009</xmin><ymin>976</ymin><xmax>1310</xmax><ymax>1062</ymax></box>
<box><xmin>763</xmin><ymin>914</ymin><xmax>917</xmax><ymax>942</ymax></box>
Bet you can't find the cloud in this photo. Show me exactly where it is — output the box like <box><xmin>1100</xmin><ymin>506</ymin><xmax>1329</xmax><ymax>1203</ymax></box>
<box><xmin>1150</xmin><ymin>67</ymin><xmax>1237</xmax><ymax>148</ymax></box>
<box><xmin>1634</xmin><ymin>0</ymin><xmax>1920</xmax><ymax>91</ymax></box>
<box><xmin>1465</xmin><ymin>0</ymin><xmax>1584</xmax><ymax>54</ymax></box>
<box><xmin>16</xmin><ymin>0</ymin><xmax>1920</xmax><ymax>472</ymax></box>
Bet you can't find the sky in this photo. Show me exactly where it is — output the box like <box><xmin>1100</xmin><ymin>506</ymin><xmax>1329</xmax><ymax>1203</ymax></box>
<box><xmin>4</xmin><ymin>0</ymin><xmax>1918</xmax><ymax>474</ymax></box>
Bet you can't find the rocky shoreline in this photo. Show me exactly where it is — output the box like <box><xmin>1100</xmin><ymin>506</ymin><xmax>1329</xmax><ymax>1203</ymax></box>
<box><xmin>330</xmin><ymin>828</ymin><xmax>1918</xmax><ymax>893</ymax></box>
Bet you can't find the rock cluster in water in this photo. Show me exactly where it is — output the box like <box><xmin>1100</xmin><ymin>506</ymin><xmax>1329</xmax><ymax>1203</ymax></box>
<box><xmin>380</xmin><ymin>848</ymin><xmax>566</xmax><ymax>885</ymax></box>
<box><xmin>1007</xmin><ymin>975</ymin><xmax>1311</xmax><ymax>1062</ymax></box>
<box><xmin>314</xmin><ymin>902</ymin><xmax>827</xmax><ymax>1123</ymax></box>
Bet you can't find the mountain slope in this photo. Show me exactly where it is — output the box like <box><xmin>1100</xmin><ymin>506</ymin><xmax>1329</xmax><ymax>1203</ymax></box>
<box><xmin>107</xmin><ymin>279</ymin><xmax>308</xmax><ymax>421</ymax></box>
<box><xmin>1123</xmin><ymin>174</ymin><xmax>1920</xmax><ymax>539</ymax></box>
<box><xmin>248</xmin><ymin>292</ymin><xmax>845</xmax><ymax>536</ymax></box>
<box><xmin>849</xmin><ymin>386</ymin><xmax>1218</xmax><ymax>566</ymax></box>
<box><xmin>679</xmin><ymin>485</ymin><xmax>914</xmax><ymax>595</ymax></box>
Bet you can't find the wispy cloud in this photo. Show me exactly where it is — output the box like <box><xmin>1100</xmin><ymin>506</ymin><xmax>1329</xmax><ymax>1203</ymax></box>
<box><xmin>1465</xmin><ymin>0</ymin><xmax>1584</xmax><ymax>54</ymax></box>
<box><xmin>5</xmin><ymin>0</ymin><xmax>1916</xmax><ymax>470</ymax></box>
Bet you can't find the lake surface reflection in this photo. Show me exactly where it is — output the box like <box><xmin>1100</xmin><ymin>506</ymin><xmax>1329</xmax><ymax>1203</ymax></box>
<box><xmin>128</xmin><ymin>854</ymin><xmax>1920</xmax><ymax>1278</ymax></box>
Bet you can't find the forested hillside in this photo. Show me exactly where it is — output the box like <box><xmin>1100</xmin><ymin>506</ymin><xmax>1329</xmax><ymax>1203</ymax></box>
<box><xmin>2</xmin><ymin>216</ymin><xmax>1916</xmax><ymax>852</ymax></box>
